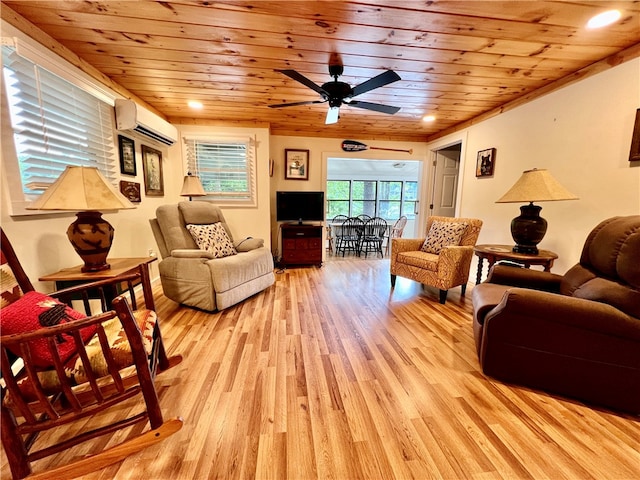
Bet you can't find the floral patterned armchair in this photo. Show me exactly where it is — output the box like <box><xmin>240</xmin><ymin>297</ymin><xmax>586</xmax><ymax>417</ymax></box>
<box><xmin>390</xmin><ymin>216</ymin><xmax>483</xmax><ymax>303</ymax></box>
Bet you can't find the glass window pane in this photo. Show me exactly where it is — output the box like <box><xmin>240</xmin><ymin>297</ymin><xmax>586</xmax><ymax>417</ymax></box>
<box><xmin>327</xmin><ymin>180</ymin><xmax>350</xmax><ymax>200</ymax></box>
<box><xmin>351</xmin><ymin>201</ymin><xmax>364</xmax><ymax>217</ymax></box>
<box><xmin>404</xmin><ymin>181</ymin><xmax>418</xmax><ymax>201</ymax></box>
<box><xmin>327</xmin><ymin>200</ymin><xmax>349</xmax><ymax>217</ymax></box>
<box><xmin>379</xmin><ymin>181</ymin><xmax>402</xmax><ymax>200</ymax></box>
<box><xmin>352</xmin><ymin>181</ymin><xmax>376</xmax><ymax>200</ymax></box>
<box><xmin>379</xmin><ymin>200</ymin><xmax>401</xmax><ymax>219</ymax></box>
<box><xmin>402</xmin><ymin>202</ymin><xmax>416</xmax><ymax>219</ymax></box>
<box><xmin>361</xmin><ymin>201</ymin><xmax>376</xmax><ymax>217</ymax></box>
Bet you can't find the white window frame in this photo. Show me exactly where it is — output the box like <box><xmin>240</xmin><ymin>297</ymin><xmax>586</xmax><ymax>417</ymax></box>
<box><xmin>326</xmin><ymin>179</ymin><xmax>418</xmax><ymax>220</ymax></box>
<box><xmin>1</xmin><ymin>27</ymin><xmax>117</xmax><ymax>216</ymax></box>
<box><xmin>183</xmin><ymin>135</ymin><xmax>257</xmax><ymax>207</ymax></box>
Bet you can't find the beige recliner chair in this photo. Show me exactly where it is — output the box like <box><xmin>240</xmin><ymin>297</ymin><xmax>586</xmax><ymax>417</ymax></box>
<box><xmin>150</xmin><ymin>201</ymin><xmax>275</xmax><ymax>311</ymax></box>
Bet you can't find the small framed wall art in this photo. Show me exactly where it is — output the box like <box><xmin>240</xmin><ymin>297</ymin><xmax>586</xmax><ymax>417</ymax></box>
<box><xmin>476</xmin><ymin>148</ymin><xmax>496</xmax><ymax>177</ymax></box>
<box><xmin>285</xmin><ymin>149</ymin><xmax>309</xmax><ymax>180</ymax></box>
<box><xmin>118</xmin><ymin>135</ymin><xmax>136</xmax><ymax>176</ymax></box>
<box><xmin>119</xmin><ymin>180</ymin><xmax>141</xmax><ymax>203</ymax></box>
<box><xmin>141</xmin><ymin>145</ymin><xmax>164</xmax><ymax>196</ymax></box>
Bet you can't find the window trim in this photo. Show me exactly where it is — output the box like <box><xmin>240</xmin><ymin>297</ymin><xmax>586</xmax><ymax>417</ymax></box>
<box><xmin>182</xmin><ymin>134</ymin><xmax>257</xmax><ymax>207</ymax></box>
<box><xmin>2</xmin><ymin>28</ymin><xmax>118</xmax><ymax>217</ymax></box>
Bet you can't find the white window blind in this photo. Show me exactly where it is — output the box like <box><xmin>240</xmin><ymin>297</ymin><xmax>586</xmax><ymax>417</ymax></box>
<box><xmin>184</xmin><ymin>136</ymin><xmax>256</xmax><ymax>206</ymax></box>
<box><xmin>2</xmin><ymin>45</ymin><xmax>116</xmax><ymax>198</ymax></box>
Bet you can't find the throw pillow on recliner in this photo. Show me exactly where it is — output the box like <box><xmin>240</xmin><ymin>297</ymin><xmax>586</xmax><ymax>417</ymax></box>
<box><xmin>420</xmin><ymin>220</ymin><xmax>468</xmax><ymax>254</ymax></box>
<box><xmin>187</xmin><ymin>222</ymin><xmax>237</xmax><ymax>258</ymax></box>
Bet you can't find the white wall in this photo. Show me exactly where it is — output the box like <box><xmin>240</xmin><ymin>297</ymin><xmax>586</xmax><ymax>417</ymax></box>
<box><xmin>174</xmin><ymin>123</ymin><xmax>272</xmax><ymax>245</ymax></box>
<box><xmin>429</xmin><ymin>58</ymin><xmax>640</xmax><ymax>277</ymax></box>
<box><xmin>268</xmin><ymin>136</ymin><xmax>429</xmax><ymax>256</ymax></box>
<box><xmin>0</xmin><ymin>133</ymin><xmax>184</xmax><ymax>290</ymax></box>
<box><xmin>0</xmin><ymin>20</ymin><xmax>186</xmax><ymax>289</ymax></box>
<box><xmin>0</xmin><ymin>23</ymin><xmax>272</xmax><ymax>291</ymax></box>
<box><xmin>2</xmin><ymin>15</ymin><xmax>637</xmax><ymax>288</ymax></box>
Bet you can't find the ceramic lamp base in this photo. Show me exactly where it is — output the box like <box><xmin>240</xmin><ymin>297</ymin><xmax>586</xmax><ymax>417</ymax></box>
<box><xmin>66</xmin><ymin>211</ymin><xmax>113</xmax><ymax>272</ymax></box>
<box><xmin>510</xmin><ymin>203</ymin><xmax>547</xmax><ymax>255</ymax></box>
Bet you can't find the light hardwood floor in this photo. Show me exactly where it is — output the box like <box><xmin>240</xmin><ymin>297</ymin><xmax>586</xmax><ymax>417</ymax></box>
<box><xmin>3</xmin><ymin>257</ymin><xmax>640</xmax><ymax>479</ymax></box>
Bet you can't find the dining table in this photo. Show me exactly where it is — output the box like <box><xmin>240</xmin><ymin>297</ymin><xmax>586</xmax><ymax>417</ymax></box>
<box><xmin>326</xmin><ymin>218</ymin><xmax>389</xmax><ymax>257</ymax></box>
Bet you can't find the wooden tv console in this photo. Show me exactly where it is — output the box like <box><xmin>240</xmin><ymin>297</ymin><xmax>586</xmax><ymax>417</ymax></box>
<box><xmin>281</xmin><ymin>224</ymin><xmax>323</xmax><ymax>267</ymax></box>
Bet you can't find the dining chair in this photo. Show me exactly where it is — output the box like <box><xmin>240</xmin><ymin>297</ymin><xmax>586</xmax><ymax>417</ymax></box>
<box><xmin>330</xmin><ymin>215</ymin><xmax>349</xmax><ymax>254</ymax></box>
<box><xmin>335</xmin><ymin>217</ymin><xmax>364</xmax><ymax>256</ymax></box>
<box><xmin>359</xmin><ymin>217</ymin><xmax>388</xmax><ymax>258</ymax></box>
<box><xmin>385</xmin><ymin>215</ymin><xmax>408</xmax><ymax>256</ymax></box>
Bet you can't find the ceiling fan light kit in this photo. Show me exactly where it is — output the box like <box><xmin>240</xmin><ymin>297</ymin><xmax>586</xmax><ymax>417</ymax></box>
<box><xmin>270</xmin><ymin>64</ymin><xmax>401</xmax><ymax>124</ymax></box>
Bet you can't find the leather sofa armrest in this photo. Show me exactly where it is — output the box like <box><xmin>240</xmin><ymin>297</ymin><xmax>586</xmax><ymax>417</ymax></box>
<box><xmin>170</xmin><ymin>249</ymin><xmax>216</xmax><ymax>259</ymax></box>
<box><xmin>472</xmin><ymin>283</ymin><xmax>509</xmax><ymax>323</ymax></box>
<box><xmin>486</xmin><ymin>264</ymin><xmax>563</xmax><ymax>293</ymax></box>
<box><xmin>487</xmin><ymin>288</ymin><xmax>640</xmax><ymax>340</ymax></box>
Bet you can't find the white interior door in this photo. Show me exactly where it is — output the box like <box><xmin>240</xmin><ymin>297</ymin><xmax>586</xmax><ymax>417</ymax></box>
<box><xmin>430</xmin><ymin>146</ymin><xmax>460</xmax><ymax>218</ymax></box>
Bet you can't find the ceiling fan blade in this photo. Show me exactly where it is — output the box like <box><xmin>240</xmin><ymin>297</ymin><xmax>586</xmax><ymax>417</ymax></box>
<box><xmin>325</xmin><ymin>106</ymin><xmax>339</xmax><ymax>124</ymax></box>
<box><xmin>269</xmin><ymin>100</ymin><xmax>326</xmax><ymax>108</ymax></box>
<box><xmin>277</xmin><ymin>69</ymin><xmax>328</xmax><ymax>96</ymax></box>
<box><xmin>351</xmin><ymin>70</ymin><xmax>401</xmax><ymax>97</ymax></box>
<box><xmin>348</xmin><ymin>100</ymin><xmax>400</xmax><ymax>115</ymax></box>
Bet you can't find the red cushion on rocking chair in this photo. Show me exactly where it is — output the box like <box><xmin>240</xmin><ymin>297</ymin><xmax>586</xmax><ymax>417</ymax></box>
<box><xmin>0</xmin><ymin>291</ymin><xmax>97</xmax><ymax>367</ymax></box>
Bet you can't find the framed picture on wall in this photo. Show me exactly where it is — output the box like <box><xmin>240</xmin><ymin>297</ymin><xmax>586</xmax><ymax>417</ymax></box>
<box><xmin>285</xmin><ymin>149</ymin><xmax>309</xmax><ymax>180</ymax></box>
<box><xmin>476</xmin><ymin>148</ymin><xmax>496</xmax><ymax>177</ymax></box>
<box><xmin>141</xmin><ymin>145</ymin><xmax>164</xmax><ymax>196</ymax></box>
<box><xmin>118</xmin><ymin>135</ymin><xmax>136</xmax><ymax>176</ymax></box>
<box><xmin>119</xmin><ymin>180</ymin><xmax>141</xmax><ymax>203</ymax></box>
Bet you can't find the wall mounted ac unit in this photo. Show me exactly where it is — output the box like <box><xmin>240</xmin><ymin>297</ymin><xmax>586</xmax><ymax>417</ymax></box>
<box><xmin>114</xmin><ymin>99</ymin><xmax>178</xmax><ymax>146</ymax></box>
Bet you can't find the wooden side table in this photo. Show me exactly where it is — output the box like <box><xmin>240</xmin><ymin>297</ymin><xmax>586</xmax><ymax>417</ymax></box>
<box><xmin>473</xmin><ymin>244</ymin><xmax>558</xmax><ymax>285</ymax></box>
<box><xmin>39</xmin><ymin>257</ymin><xmax>158</xmax><ymax>310</ymax></box>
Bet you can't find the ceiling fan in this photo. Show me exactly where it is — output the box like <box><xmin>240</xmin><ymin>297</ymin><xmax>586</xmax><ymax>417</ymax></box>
<box><xmin>269</xmin><ymin>64</ymin><xmax>401</xmax><ymax>124</ymax></box>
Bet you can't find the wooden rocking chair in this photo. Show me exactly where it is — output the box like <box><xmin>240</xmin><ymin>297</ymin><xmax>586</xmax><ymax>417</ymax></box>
<box><xmin>0</xmin><ymin>228</ymin><xmax>183</xmax><ymax>480</ymax></box>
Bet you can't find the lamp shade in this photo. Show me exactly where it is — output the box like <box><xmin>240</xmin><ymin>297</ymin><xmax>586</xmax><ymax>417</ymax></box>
<box><xmin>496</xmin><ymin>168</ymin><xmax>578</xmax><ymax>203</ymax></box>
<box><xmin>27</xmin><ymin>166</ymin><xmax>134</xmax><ymax>272</ymax></box>
<box><xmin>180</xmin><ymin>174</ymin><xmax>206</xmax><ymax>199</ymax></box>
<box><xmin>496</xmin><ymin>168</ymin><xmax>578</xmax><ymax>254</ymax></box>
<box><xmin>27</xmin><ymin>166</ymin><xmax>135</xmax><ymax>211</ymax></box>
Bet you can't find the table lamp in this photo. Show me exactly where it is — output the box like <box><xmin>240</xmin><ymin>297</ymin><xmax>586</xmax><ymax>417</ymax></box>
<box><xmin>27</xmin><ymin>166</ymin><xmax>135</xmax><ymax>272</ymax></box>
<box><xmin>496</xmin><ymin>168</ymin><xmax>578</xmax><ymax>254</ymax></box>
<box><xmin>180</xmin><ymin>172</ymin><xmax>206</xmax><ymax>201</ymax></box>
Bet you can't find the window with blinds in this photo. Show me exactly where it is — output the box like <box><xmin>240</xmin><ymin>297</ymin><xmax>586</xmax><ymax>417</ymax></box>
<box><xmin>2</xmin><ymin>45</ymin><xmax>116</xmax><ymax>202</ymax></box>
<box><xmin>184</xmin><ymin>136</ymin><xmax>256</xmax><ymax>206</ymax></box>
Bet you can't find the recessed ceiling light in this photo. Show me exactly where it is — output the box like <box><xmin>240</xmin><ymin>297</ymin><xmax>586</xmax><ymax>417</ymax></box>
<box><xmin>188</xmin><ymin>100</ymin><xmax>203</xmax><ymax>109</ymax></box>
<box><xmin>587</xmin><ymin>10</ymin><xmax>621</xmax><ymax>29</ymax></box>
<box><xmin>422</xmin><ymin>115</ymin><xmax>436</xmax><ymax>122</ymax></box>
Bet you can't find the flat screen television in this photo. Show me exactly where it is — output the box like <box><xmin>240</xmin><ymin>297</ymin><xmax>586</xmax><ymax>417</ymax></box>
<box><xmin>276</xmin><ymin>191</ymin><xmax>325</xmax><ymax>224</ymax></box>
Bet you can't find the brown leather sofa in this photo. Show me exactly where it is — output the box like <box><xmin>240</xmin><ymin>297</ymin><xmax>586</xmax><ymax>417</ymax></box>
<box><xmin>472</xmin><ymin>215</ymin><xmax>640</xmax><ymax>414</ymax></box>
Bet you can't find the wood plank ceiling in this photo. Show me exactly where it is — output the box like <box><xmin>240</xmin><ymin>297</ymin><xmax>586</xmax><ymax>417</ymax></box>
<box><xmin>2</xmin><ymin>1</ymin><xmax>640</xmax><ymax>142</ymax></box>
